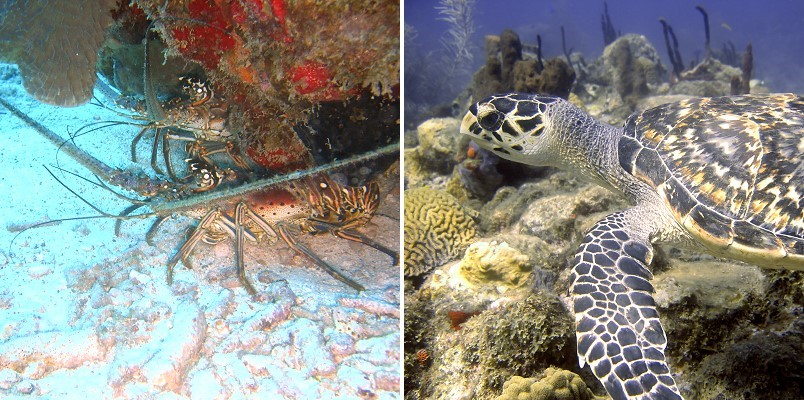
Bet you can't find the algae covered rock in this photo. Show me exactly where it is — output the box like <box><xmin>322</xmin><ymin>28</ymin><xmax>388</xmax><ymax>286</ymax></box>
<box><xmin>670</xmin><ymin>57</ymin><xmax>742</xmax><ymax>97</ymax></box>
<box><xmin>456</xmin><ymin>241</ymin><xmax>532</xmax><ymax>290</ymax></box>
<box><xmin>471</xmin><ymin>29</ymin><xmax>575</xmax><ymax>102</ymax></box>
<box><xmin>405</xmin><ymin>118</ymin><xmax>465</xmax><ymax>187</ymax></box>
<box><xmin>415</xmin><ymin>118</ymin><xmax>463</xmax><ymax>174</ymax></box>
<box><xmin>600</xmin><ymin>34</ymin><xmax>665</xmax><ymax>107</ymax></box>
<box><xmin>686</xmin><ymin>331</ymin><xmax>804</xmax><ymax>400</ymax></box>
<box><xmin>512</xmin><ymin>58</ymin><xmax>576</xmax><ymax>100</ymax></box>
<box><xmin>496</xmin><ymin>368</ymin><xmax>597</xmax><ymax>400</ymax></box>
<box><xmin>404</xmin><ymin>187</ymin><xmax>478</xmax><ymax>277</ymax></box>
<box><xmin>462</xmin><ymin>293</ymin><xmax>575</xmax><ymax>393</ymax></box>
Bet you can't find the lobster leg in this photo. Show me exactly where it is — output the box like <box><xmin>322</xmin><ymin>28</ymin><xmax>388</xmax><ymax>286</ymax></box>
<box><xmin>145</xmin><ymin>215</ymin><xmax>170</xmax><ymax>246</ymax></box>
<box><xmin>234</xmin><ymin>203</ymin><xmax>258</xmax><ymax>295</ymax></box>
<box><xmin>239</xmin><ymin>203</ymin><xmax>279</xmax><ymax>243</ymax></box>
<box><xmin>224</xmin><ymin>142</ymin><xmax>252</xmax><ymax>171</ymax></box>
<box><xmin>167</xmin><ymin>208</ymin><xmax>221</xmax><ymax>284</ymax></box>
<box><xmin>304</xmin><ymin>219</ymin><xmax>399</xmax><ymax>265</ymax></box>
<box><xmin>275</xmin><ymin>222</ymin><xmax>365</xmax><ymax>292</ymax></box>
<box><xmin>131</xmin><ymin>126</ymin><xmax>150</xmax><ymax>162</ymax></box>
<box><xmin>164</xmin><ymin>132</ymin><xmax>200</xmax><ymax>183</ymax></box>
<box><xmin>150</xmin><ymin>127</ymin><xmax>166</xmax><ymax>176</ymax></box>
<box><xmin>334</xmin><ymin>229</ymin><xmax>399</xmax><ymax>266</ymax></box>
<box><xmin>162</xmin><ymin>129</ymin><xmax>179</xmax><ymax>182</ymax></box>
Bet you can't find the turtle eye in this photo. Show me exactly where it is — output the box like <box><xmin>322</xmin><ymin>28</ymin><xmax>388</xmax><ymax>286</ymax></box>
<box><xmin>478</xmin><ymin>111</ymin><xmax>504</xmax><ymax>131</ymax></box>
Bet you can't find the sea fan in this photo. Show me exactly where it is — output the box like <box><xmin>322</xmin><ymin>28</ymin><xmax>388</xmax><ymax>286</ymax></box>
<box><xmin>436</xmin><ymin>0</ymin><xmax>477</xmax><ymax>78</ymax></box>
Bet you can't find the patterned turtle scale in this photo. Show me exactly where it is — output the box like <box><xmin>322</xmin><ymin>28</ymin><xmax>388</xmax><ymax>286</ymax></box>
<box><xmin>619</xmin><ymin>94</ymin><xmax>804</xmax><ymax>269</ymax></box>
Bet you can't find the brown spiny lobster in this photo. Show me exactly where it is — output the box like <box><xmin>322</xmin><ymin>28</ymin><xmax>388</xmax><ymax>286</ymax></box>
<box><xmin>53</xmin><ymin>143</ymin><xmax>399</xmax><ymax>295</ymax></box>
<box><xmin>78</xmin><ymin>23</ymin><xmax>250</xmax><ymax>183</ymax></box>
<box><xmin>2</xmin><ymin>93</ymin><xmax>399</xmax><ymax>295</ymax></box>
<box><xmin>164</xmin><ymin>169</ymin><xmax>398</xmax><ymax>294</ymax></box>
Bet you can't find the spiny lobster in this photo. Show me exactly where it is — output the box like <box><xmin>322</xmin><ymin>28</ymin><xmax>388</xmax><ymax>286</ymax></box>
<box><xmin>25</xmin><ymin>140</ymin><xmax>399</xmax><ymax>295</ymax></box>
<box><xmin>78</xmin><ymin>22</ymin><xmax>250</xmax><ymax>183</ymax></box>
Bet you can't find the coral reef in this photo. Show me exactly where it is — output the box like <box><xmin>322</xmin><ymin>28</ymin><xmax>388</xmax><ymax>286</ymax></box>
<box><xmin>136</xmin><ymin>0</ymin><xmax>399</xmax><ymax>101</ymax></box>
<box><xmin>0</xmin><ymin>0</ymin><xmax>117</xmax><ymax>106</ymax></box>
<box><xmin>1</xmin><ymin>0</ymin><xmax>400</xmax><ymax>172</ymax></box>
<box><xmin>496</xmin><ymin>369</ymin><xmax>598</xmax><ymax>400</ymax></box>
<box><xmin>574</xmin><ymin>34</ymin><xmax>665</xmax><ymax>119</ymax></box>
<box><xmin>97</xmin><ymin>2</ymin><xmax>206</xmax><ymax>101</ymax></box>
<box><xmin>406</xmin><ymin>6</ymin><xmax>801</xmax><ymax>400</ymax></box>
<box><xmin>457</xmin><ymin>142</ymin><xmax>505</xmax><ymax>200</ymax></box>
<box><xmin>605</xmin><ymin>37</ymin><xmax>650</xmax><ymax>107</ymax></box>
<box><xmin>135</xmin><ymin>0</ymin><xmax>400</xmax><ymax>171</ymax></box>
<box><xmin>404</xmin><ymin>187</ymin><xmax>478</xmax><ymax>277</ymax></box>
<box><xmin>670</xmin><ymin>56</ymin><xmax>743</xmax><ymax>97</ymax></box>
<box><xmin>686</xmin><ymin>330</ymin><xmax>804</xmax><ymax>399</ymax></box>
<box><xmin>513</xmin><ymin>58</ymin><xmax>576</xmax><ymax>99</ymax></box>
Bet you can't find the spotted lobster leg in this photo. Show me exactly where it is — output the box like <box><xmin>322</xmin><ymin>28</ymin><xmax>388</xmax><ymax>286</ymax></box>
<box><xmin>166</xmin><ymin>207</ymin><xmax>261</xmax><ymax>293</ymax></box>
<box><xmin>275</xmin><ymin>222</ymin><xmax>366</xmax><ymax>292</ymax></box>
<box><xmin>165</xmin><ymin>202</ymin><xmax>367</xmax><ymax>295</ymax></box>
<box><xmin>570</xmin><ymin>210</ymin><xmax>682</xmax><ymax>400</ymax></box>
<box><xmin>304</xmin><ymin>220</ymin><xmax>399</xmax><ymax>266</ymax></box>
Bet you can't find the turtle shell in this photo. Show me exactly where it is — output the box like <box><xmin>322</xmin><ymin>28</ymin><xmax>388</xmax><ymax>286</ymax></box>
<box><xmin>618</xmin><ymin>94</ymin><xmax>804</xmax><ymax>269</ymax></box>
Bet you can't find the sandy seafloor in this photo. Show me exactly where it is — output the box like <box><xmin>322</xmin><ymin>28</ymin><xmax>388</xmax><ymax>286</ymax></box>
<box><xmin>0</xmin><ymin>64</ymin><xmax>401</xmax><ymax>399</ymax></box>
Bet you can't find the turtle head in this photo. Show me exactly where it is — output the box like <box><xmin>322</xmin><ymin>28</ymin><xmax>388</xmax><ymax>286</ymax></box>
<box><xmin>460</xmin><ymin>93</ymin><xmax>566</xmax><ymax>166</ymax></box>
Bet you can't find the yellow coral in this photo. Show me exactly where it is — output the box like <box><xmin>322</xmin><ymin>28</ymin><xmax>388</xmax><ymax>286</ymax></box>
<box><xmin>404</xmin><ymin>187</ymin><xmax>477</xmax><ymax>277</ymax></box>
<box><xmin>497</xmin><ymin>368</ymin><xmax>597</xmax><ymax>400</ymax></box>
<box><xmin>0</xmin><ymin>0</ymin><xmax>116</xmax><ymax>106</ymax></box>
<box><xmin>456</xmin><ymin>241</ymin><xmax>531</xmax><ymax>289</ymax></box>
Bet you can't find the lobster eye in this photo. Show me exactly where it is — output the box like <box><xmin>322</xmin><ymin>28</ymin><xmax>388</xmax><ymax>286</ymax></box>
<box><xmin>478</xmin><ymin>111</ymin><xmax>504</xmax><ymax>131</ymax></box>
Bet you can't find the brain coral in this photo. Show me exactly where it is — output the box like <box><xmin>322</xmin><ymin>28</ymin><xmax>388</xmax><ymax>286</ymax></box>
<box><xmin>0</xmin><ymin>0</ymin><xmax>116</xmax><ymax>106</ymax></box>
<box><xmin>404</xmin><ymin>187</ymin><xmax>477</xmax><ymax>277</ymax></box>
<box><xmin>496</xmin><ymin>368</ymin><xmax>596</xmax><ymax>400</ymax></box>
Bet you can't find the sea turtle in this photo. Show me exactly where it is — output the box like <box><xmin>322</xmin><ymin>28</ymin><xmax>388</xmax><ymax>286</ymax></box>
<box><xmin>460</xmin><ymin>93</ymin><xmax>804</xmax><ymax>400</ymax></box>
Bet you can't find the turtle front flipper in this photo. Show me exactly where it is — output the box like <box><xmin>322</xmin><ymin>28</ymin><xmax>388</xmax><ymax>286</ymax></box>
<box><xmin>571</xmin><ymin>211</ymin><xmax>682</xmax><ymax>400</ymax></box>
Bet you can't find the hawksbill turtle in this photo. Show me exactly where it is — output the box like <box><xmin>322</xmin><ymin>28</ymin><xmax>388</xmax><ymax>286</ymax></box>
<box><xmin>459</xmin><ymin>93</ymin><xmax>804</xmax><ymax>400</ymax></box>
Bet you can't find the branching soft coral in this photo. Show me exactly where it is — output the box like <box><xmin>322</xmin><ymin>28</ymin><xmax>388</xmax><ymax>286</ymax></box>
<box><xmin>0</xmin><ymin>0</ymin><xmax>117</xmax><ymax>106</ymax></box>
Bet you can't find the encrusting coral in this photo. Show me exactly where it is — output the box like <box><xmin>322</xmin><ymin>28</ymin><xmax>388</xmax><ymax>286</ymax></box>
<box><xmin>404</xmin><ymin>187</ymin><xmax>477</xmax><ymax>277</ymax></box>
<box><xmin>496</xmin><ymin>368</ymin><xmax>597</xmax><ymax>400</ymax></box>
<box><xmin>455</xmin><ymin>241</ymin><xmax>532</xmax><ymax>290</ymax></box>
<box><xmin>132</xmin><ymin>0</ymin><xmax>400</xmax><ymax>171</ymax></box>
<box><xmin>0</xmin><ymin>0</ymin><xmax>117</xmax><ymax>106</ymax></box>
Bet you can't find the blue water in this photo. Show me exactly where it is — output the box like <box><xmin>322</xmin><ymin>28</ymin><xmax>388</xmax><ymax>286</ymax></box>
<box><xmin>406</xmin><ymin>0</ymin><xmax>804</xmax><ymax>103</ymax></box>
